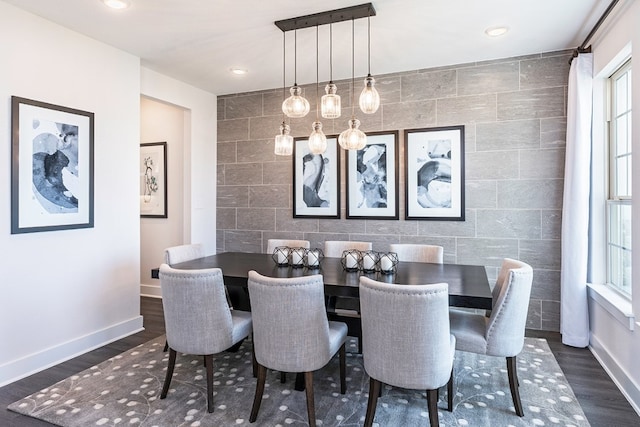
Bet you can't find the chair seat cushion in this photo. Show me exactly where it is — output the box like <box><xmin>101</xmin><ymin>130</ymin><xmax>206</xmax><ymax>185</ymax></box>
<box><xmin>231</xmin><ymin>310</ymin><xmax>253</xmax><ymax>345</ymax></box>
<box><xmin>449</xmin><ymin>309</ymin><xmax>488</xmax><ymax>354</ymax></box>
<box><xmin>328</xmin><ymin>320</ymin><xmax>348</xmax><ymax>356</ymax></box>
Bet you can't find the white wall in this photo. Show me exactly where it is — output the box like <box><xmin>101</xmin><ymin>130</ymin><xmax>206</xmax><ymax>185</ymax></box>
<box><xmin>0</xmin><ymin>2</ymin><xmax>142</xmax><ymax>386</ymax></box>
<box><xmin>140</xmin><ymin>98</ymin><xmax>186</xmax><ymax>295</ymax></box>
<box><xmin>588</xmin><ymin>0</ymin><xmax>640</xmax><ymax>414</ymax></box>
<box><xmin>139</xmin><ymin>69</ymin><xmax>217</xmax><ymax>297</ymax></box>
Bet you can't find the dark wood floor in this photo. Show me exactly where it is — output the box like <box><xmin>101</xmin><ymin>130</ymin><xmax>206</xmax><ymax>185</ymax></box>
<box><xmin>1</xmin><ymin>297</ymin><xmax>638</xmax><ymax>426</ymax></box>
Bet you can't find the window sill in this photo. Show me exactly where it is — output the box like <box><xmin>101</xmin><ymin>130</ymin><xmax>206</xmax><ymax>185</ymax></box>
<box><xmin>587</xmin><ymin>283</ymin><xmax>634</xmax><ymax>331</ymax></box>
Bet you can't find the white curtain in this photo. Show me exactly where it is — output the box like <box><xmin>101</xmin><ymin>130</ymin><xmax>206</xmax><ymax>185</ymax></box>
<box><xmin>561</xmin><ymin>53</ymin><xmax>593</xmax><ymax>348</ymax></box>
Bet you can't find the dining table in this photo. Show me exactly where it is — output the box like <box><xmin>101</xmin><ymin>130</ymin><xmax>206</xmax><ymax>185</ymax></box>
<box><xmin>152</xmin><ymin>251</ymin><xmax>493</xmax><ymax>311</ymax></box>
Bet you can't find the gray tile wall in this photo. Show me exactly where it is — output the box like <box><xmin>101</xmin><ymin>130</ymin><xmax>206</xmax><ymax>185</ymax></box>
<box><xmin>217</xmin><ymin>50</ymin><xmax>571</xmax><ymax>331</ymax></box>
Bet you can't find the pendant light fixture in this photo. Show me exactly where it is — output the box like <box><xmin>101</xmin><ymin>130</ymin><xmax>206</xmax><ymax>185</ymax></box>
<box><xmin>282</xmin><ymin>28</ymin><xmax>310</xmax><ymax>118</ymax></box>
<box><xmin>359</xmin><ymin>13</ymin><xmax>380</xmax><ymax>114</ymax></box>
<box><xmin>308</xmin><ymin>25</ymin><xmax>327</xmax><ymax>155</ymax></box>
<box><xmin>274</xmin><ymin>32</ymin><xmax>293</xmax><ymax>156</ymax></box>
<box><xmin>321</xmin><ymin>22</ymin><xmax>341</xmax><ymax>119</ymax></box>
<box><xmin>339</xmin><ymin>18</ymin><xmax>367</xmax><ymax>151</ymax></box>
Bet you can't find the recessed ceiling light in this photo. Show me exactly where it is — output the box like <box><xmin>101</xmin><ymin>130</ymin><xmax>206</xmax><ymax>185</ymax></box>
<box><xmin>485</xmin><ymin>26</ymin><xmax>509</xmax><ymax>37</ymax></box>
<box><xmin>101</xmin><ymin>0</ymin><xmax>131</xmax><ymax>10</ymax></box>
<box><xmin>230</xmin><ymin>68</ymin><xmax>248</xmax><ymax>76</ymax></box>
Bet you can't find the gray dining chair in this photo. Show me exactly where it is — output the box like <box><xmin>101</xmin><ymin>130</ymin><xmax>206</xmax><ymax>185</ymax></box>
<box><xmin>359</xmin><ymin>277</ymin><xmax>455</xmax><ymax>427</ymax></box>
<box><xmin>449</xmin><ymin>258</ymin><xmax>533</xmax><ymax>417</ymax></box>
<box><xmin>158</xmin><ymin>264</ymin><xmax>253</xmax><ymax>413</ymax></box>
<box><xmin>323</xmin><ymin>240</ymin><xmax>372</xmax><ymax>258</ymax></box>
<box><xmin>266</xmin><ymin>238</ymin><xmax>310</xmax><ymax>254</ymax></box>
<box><xmin>247</xmin><ymin>270</ymin><xmax>347</xmax><ymax>427</ymax></box>
<box><xmin>389</xmin><ymin>243</ymin><xmax>444</xmax><ymax>264</ymax></box>
<box><xmin>323</xmin><ymin>241</ymin><xmax>372</xmax><ymax>354</ymax></box>
<box><xmin>164</xmin><ymin>243</ymin><xmax>205</xmax><ymax>265</ymax></box>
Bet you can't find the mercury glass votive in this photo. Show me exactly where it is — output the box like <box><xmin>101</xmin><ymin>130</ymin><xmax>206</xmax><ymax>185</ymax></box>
<box><xmin>378</xmin><ymin>252</ymin><xmax>399</xmax><ymax>274</ymax></box>
<box><xmin>272</xmin><ymin>246</ymin><xmax>290</xmax><ymax>266</ymax></box>
<box><xmin>341</xmin><ymin>249</ymin><xmax>361</xmax><ymax>272</ymax></box>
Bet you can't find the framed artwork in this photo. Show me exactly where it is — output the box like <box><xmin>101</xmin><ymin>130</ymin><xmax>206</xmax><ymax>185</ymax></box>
<box><xmin>140</xmin><ymin>142</ymin><xmax>168</xmax><ymax>218</ymax></box>
<box><xmin>404</xmin><ymin>125</ymin><xmax>465</xmax><ymax>221</ymax></box>
<box><xmin>11</xmin><ymin>96</ymin><xmax>94</xmax><ymax>234</ymax></box>
<box><xmin>346</xmin><ymin>131</ymin><xmax>399</xmax><ymax>219</ymax></box>
<box><xmin>293</xmin><ymin>136</ymin><xmax>340</xmax><ymax>218</ymax></box>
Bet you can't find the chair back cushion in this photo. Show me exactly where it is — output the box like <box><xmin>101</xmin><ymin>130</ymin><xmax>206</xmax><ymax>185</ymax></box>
<box><xmin>359</xmin><ymin>277</ymin><xmax>454</xmax><ymax>390</ymax></box>
<box><xmin>159</xmin><ymin>264</ymin><xmax>234</xmax><ymax>354</ymax></box>
<box><xmin>323</xmin><ymin>241</ymin><xmax>372</xmax><ymax>258</ymax></box>
<box><xmin>247</xmin><ymin>271</ymin><xmax>332</xmax><ymax>372</ymax></box>
<box><xmin>389</xmin><ymin>243</ymin><xmax>444</xmax><ymax>264</ymax></box>
<box><xmin>266</xmin><ymin>239</ymin><xmax>310</xmax><ymax>254</ymax></box>
<box><xmin>164</xmin><ymin>243</ymin><xmax>205</xmax><ymax>265</ymax></box>
<box><xmin>485</xmin><ymin>258</ymin><xmax>534</xmax><ymax>356</ymax></box>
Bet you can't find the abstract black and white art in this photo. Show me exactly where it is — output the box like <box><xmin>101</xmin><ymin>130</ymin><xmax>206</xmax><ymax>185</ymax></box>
<box><xmin>293</xmin><ymin>136</ymin><xmax>340</xmax><ymax>218</ymax></box>
<box><xmin>140</xmin><ymin>142</ymin><xmax>167</xmax><ymax>218</ymax></box>
<box><xmin>346</xmin><ymin>131</ymin><xmax>398</xmax><ymax>219</ymax></box>
<box><xmin>11</xmin><ymin>96</ymin><xmax>94</xmax><ymax>234</ymax></box>
<box><xmin>405</xmin><ymin>126</ymin><xmax>465</xmax><ymax>220</ymax></box>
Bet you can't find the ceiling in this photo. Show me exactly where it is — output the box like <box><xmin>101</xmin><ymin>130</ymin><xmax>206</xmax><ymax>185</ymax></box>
<box><xmin>5</xmin><ymin>0</ymin><xmax>610</xmax><ymax>96</ymax></box>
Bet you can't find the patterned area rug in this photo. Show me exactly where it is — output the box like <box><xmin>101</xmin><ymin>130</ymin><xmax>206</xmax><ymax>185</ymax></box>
<box><xmin>8</xmin><ymin>336</ymin><xmax>590</xmax><ymax>426</ymax></box>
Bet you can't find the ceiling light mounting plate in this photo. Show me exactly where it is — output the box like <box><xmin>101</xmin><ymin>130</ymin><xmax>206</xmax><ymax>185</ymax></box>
<box><xmin>274</xmin><ymin>3</ymin><xmax>376</xmax><ymax>32</ymax></box>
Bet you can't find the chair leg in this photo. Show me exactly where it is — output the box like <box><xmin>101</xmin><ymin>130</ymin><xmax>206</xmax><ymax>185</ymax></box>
<box><xmin>249</xmin><ymin>364</ymin><xmax>267</xmax><ymax>423</ymax></box>
<box><xmin>160</xmin><ymin>348</ymin><xmax>176</xmax><ymax>399</ymax></box>
<box><xmin>339</xmin><ymin>343</ymin><xmax>346</xmax><ymax>394</ymax></box>
<box><xmin>364</xmin><ymin>377</ymin><xmax>381</xmax><ymax>427</ymax></box>
<box><xmin>205</xmin><ymin>354</ymin><xmax>214</xmax><ymax>413</ymax></box>
<box><xmin>507</xmin><ymin>356</ymin><xmax>524</xmax><ymax>417</ymax></box>
<box><xmin>426</xmin><ymin>388</ymin><xmax>440</xmax><ymax>427</ymax></box>
<box><xmin>163</xmin><ymin>339</ymin><xmax>168</xmax><ymax>352</ymax></box>
<box><xmin>281</xmin><ymin>372</ymin><xmax>287</xmax><ymax>383</ymax></box>
<box><xmin>304</xmin><ymin>372</ymin><xmax>316</xmax><ymax>427</ymax></box>
<box><xmin>447</xmin><ymin>368</ymin><xmax>453</xmax><ymax>412</ymax></box>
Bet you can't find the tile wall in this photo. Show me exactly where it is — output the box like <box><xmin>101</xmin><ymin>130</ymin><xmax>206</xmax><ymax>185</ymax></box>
<box><xmin>217</xmin><ymin>50</ymin><xmax>571</xmax><ymax>331</ymax></box>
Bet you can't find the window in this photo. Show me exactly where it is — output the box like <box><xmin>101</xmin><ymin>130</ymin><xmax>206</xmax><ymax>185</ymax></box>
<box><xmin>607</xmin><ymin>60</ymin><xmax>632</xmax><ymax>296</ymax></box>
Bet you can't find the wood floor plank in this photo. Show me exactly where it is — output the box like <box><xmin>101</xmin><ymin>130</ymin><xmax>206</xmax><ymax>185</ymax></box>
<box><xmin>0</xmin><ymin>297</ymin><xmax>638</xmax><ymax>426</ymax></box>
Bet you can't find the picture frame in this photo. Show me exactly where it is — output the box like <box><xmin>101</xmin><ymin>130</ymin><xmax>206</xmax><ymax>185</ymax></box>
<box><xmin>293</xmin><ymin>136</ymin><xmax>340</xmax><ymax>218</ymax></box>
<box><xmin>11</xmin><ymin>96</ymin><xmax>94</xmax><ymax>234</ymax></box>
<box><xmin>140</xmin><ymin>142</ymin><xmax>168</xmax><ymax>218</ymax></box>
<box><xmin>404</xmin><ymin>125</ymin><xmax>465</xmax><ymax>221</ymax></box>
<box><xmin>346</xmin><ymin>130</ymin><xmax>399</xmax><ymax>219</ymax></box>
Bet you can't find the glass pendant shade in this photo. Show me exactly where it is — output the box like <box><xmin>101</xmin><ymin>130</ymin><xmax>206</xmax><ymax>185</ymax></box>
<box><xmin>274</xmin><ymin>122</ymin><xmax>293</xmax><ymax>156</ymax></box>
<box><xmin>308</xmin><ymin>121</ymin><xmax>327</xmax><ymax>154</ymax></box>
<box><xmin>321</xmin><ymin>83</ymin><xmax>341</xmax><ymax>119</ymax></box>
<box><xmin>359</xmin><ymin>76</ymin><xmax>380</xmax><ymax>114</ymax></box>
<box><xmin>282</xmin><ymin>85</ymin><xmax>310</xmax><ymax>118</ymax></box>
<box><xmin>338</xmin><ymin>118</ymin><xmax>367</xmax><ymax>150</ymax></box>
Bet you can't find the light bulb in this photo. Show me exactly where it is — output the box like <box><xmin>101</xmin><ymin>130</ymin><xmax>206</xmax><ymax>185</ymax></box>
<box><xmin>338</xmin><ymin>118</ymin><xmax>367</xmax><ymax>150</ymax></box>
<box><xmin>359</xmin><ymin>76</ymin><xmax>380</xmax><ymax>114</ymax></box>
<box><xmin>321</xmin><ymin>83</ymin><xmax>341</xmax><ymax>119</ymax></box>
<box><xmin>101</xmin><ymin>0</ymin><xmax>131</xmax><ymax>9</ymax></box>
<box><xmin>274</xmin><ymin>122</ymin><xmax>293</xmax><ymax>156</ymax></box>
<box><xmin>282</xmin><ymin>85</ymin><xmax>310</xmax><ymax>118</ymax></box>
<box><xmin>308</xmin><ymin>121</ymin><xmax>327</xmax><ymax>155</ymax></box>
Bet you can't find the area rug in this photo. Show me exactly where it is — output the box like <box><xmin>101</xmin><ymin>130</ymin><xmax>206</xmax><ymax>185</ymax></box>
<box><xmin>8</xmin><ymin>336</ymin><xmax>589</xmax><ymax>427</ymax></box>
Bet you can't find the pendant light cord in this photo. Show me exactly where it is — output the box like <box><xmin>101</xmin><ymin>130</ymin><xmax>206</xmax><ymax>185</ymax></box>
<box><xmin>294</xmin><ymin>28</ymin><xmax>298</xmax><ymax>85</ymax></box>
<box><xmin>316</xmin><ymin>25</ymin><xmax>320</xmax><ymax>120</ymax></box>
<box><xmin>351</xmin><ymin>18</ymin><xmax>355</xmax><ymax>118</ymax></box>
<box><xmin>367</xmin><ymin>13</ymin><xmax>372</xmax><ymax>77</ymax></box>
<box><xmin>329</xmin><ymin>22</ymin><xmax>333</xmax><ymax>83</ymax></box>
<box><xmin>282</xmin><ymin>32</ymin><xmax>286</xmax><ymax>122</ymax></box>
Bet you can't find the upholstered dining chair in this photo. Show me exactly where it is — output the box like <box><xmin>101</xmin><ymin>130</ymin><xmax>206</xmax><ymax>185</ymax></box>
<box><xmin>389</xmin><ymin>243</ymin><xmax>444</xmax><ymax>264</ymax></box>
<box><xmin>266</xmin><ymin>238</ymin><xmax>310</xmax><ymax>254</ymax></box>
<box><xmin>359</xmin><ymin>277</ymin><xmax>455</xmax><ymax>427</ymax></box>
<box><xmin>247</xmin><ymin>271</ymin><xmax>347</xmax><ymax>427</ymax></box>
<box><xmin>323</xmin><ymin>240</ymin><xmax>372</xmax><ymax>258</ymax></box>
<box><xmin>164</xmin><ymin>243</ymin><xmax>205</xmax><ymax>265</ymax></box>
<box><xmin>158</xmin><ymin>264</ymin><xmax>253</xmax><ymax>413</ymax></box>
<box><xmin>323</xmin><ymin>241</ymin><xmax>372</xmax><ymax>353</ymax></box>
<box><xmin>448</xmin><ymin>258</ymin><xmax>534</xmax><ymax>417</ymax></box>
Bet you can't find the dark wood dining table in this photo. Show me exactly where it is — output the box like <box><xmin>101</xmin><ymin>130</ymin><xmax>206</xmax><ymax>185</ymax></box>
<box><xmin>152</xmin><ymin>251</ymin><xmax>492</xmax><ymax>311</ymax></box>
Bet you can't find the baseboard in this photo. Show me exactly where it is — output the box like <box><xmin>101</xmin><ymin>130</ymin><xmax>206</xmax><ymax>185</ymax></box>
<box><xmin>0</xmin><ymin>316</ymin><xmax>144</xmax><ymax>388</ymax></box>
<box><xmin>589</xmin><ymin>334</ymin><xmax>640</xmax><ymax>416</ymax></box>
<box><xmin>140</xmin><ymin>283</ymin><xmax>162</xmax><ymax>298</ymax></box>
